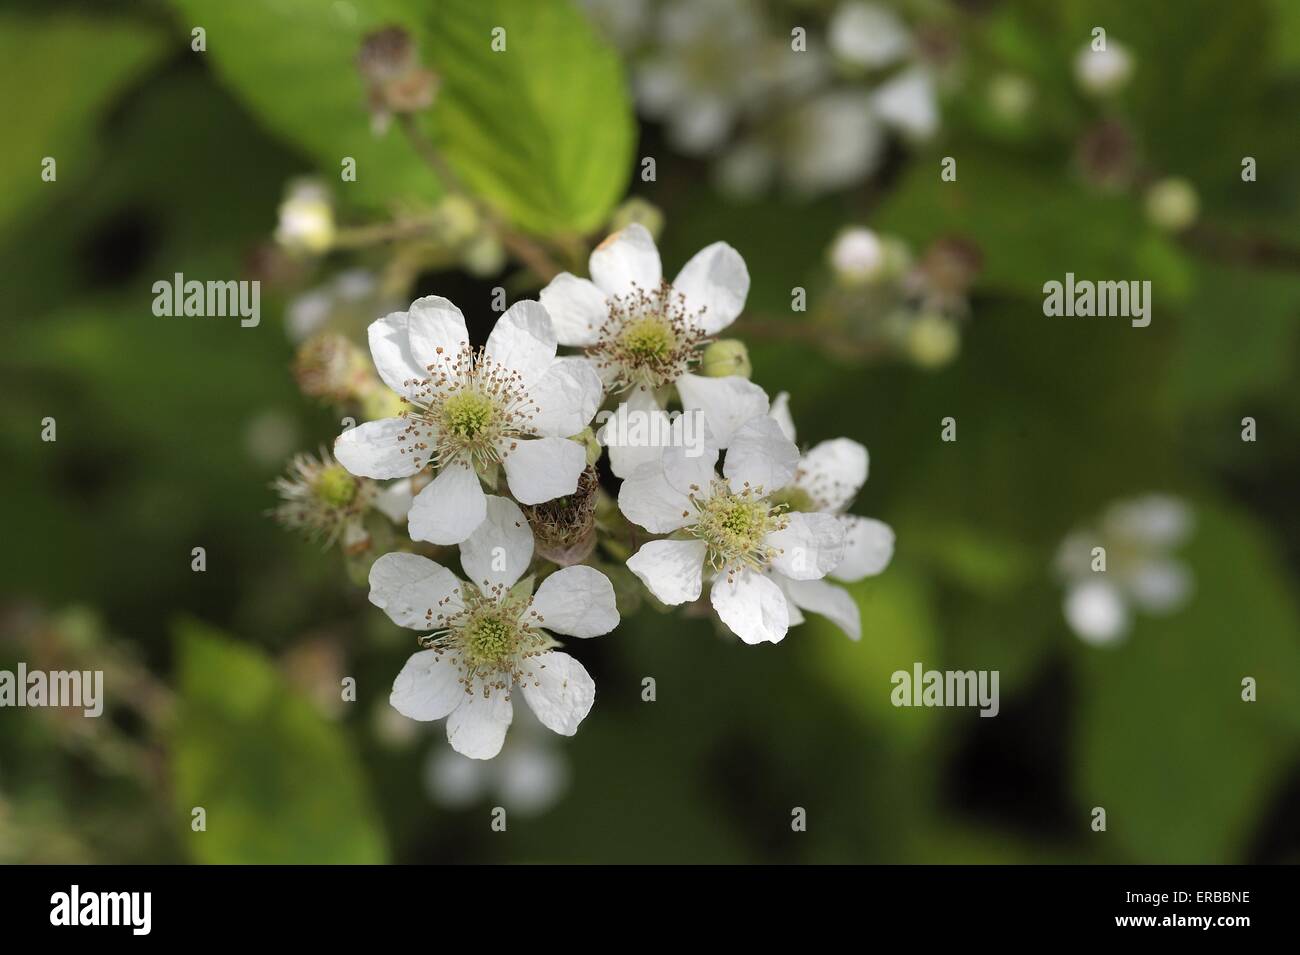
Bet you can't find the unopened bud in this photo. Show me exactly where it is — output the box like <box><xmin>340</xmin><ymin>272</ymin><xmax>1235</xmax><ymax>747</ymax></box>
<box><xmin>1074</xmin><ymin>40</ymin><xmax>1133</xmax><ymax>96</ymax></box>
<box><xmin>275</xmin><ymin>180</ymin><xmax>335</xmax><ymax>255</ymax></box>
<box><xmin>905</xmin><ymin>313</ymin><xmax>960</xmax><ymax>369</ymax></box>
<box><xmin>699</xmin><ymin>339</ymin><xmax>752</xmax><ymax>379</ymax></box>
<box><xmin>1144</xmin><ymin>177</ymin><xmax>1199</xmax><ymax>233</ymax></box>
<box><xmin>294</xmin><ymin>333</ymin><xmax>373</xmax><ymax>402</ymax></box>
<box><xmin>357</xmin><ymin>26</ymin><xmax>438</xmax><ymax>129</ymax></box>
<box><xmin>829</xmin><ymin>226</ymin><xmax>886</xmax><ymax>285</ymax></box>
<box><xmin>608</xmin><ymin>197</ymin><xmax>665</xmax><ymax>241</ymax></box>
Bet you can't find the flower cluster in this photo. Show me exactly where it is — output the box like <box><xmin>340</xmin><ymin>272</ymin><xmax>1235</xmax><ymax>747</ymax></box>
<box><xmin>317</xmin><ymin>225</ymin><xmax>893</xmax><ymax>757</ymax></box>
<box><xmin>583</xmin><ymin>0</ymin><xmax>950</xmax><ymax>198</ymax></box>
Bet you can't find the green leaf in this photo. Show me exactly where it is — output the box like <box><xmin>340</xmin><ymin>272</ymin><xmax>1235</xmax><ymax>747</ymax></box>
<box><xmin>1075</xmin><ymin>497</ymin><xmax>1300</xmax><ymax>862</ymax></box>
<box><xmin>171</xmin><ymin>621</ymin><xmax>387</xmax><ymax>864</ymax></box>
<box><xmin>427</xmin><ymin>0</ymin><xmax>634</xmax><ymax>234</ymax></box>
<box><xmin>166</xmin><ymin>0</ymin><xmax>440</xmax><ymax>208</ymax></box>
<box><xmin>0</xmin><ymin>13</ymin><xmax>166</xmax><ymax>235</ymax></box>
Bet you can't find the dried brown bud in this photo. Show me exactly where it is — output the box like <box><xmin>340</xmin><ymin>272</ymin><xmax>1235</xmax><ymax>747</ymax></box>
<box><xmin>357</xmin><ymin>26</ymin><xmax>438</xmax><ymax>127</ymax></box>
<box><xmin>521</xmin><ymin>466</ymin><xmax>600</xmax><ymax>566</ymax></box>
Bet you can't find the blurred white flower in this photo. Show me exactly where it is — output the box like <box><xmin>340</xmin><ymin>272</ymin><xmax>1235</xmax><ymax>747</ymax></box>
<box><xmin>829</xmin><ymin>2</ymin><xmax>913</xmax><ymax>69</ymax></box>
<box><xmin>538</xmin><ymin>224</ymin><xmax>767</xmax><ymax>478</ymax></box>
<box><xmin>333</xmin><ymin>296</ymin><xmax>603</xmax><ymax>545</ymax></box>
<box><xmin>635</xmin><ymin>0</ymin><xmax>772</xmax><ymax>155</ymax></box>
<box><xmin>1074</xmin><ymin>40</ymin><xmax>1133</xmax><ymax>96</ymax></box>
<box><xmin>424</xmin><ymin>705</ymin><xmax>569</xmax><ymax>815</ymax></box>
<box><xmin>1056</xmin><ymin>494</ymin><xmax>1194</xmax><ymax>645</ymax></box>
<box><xmin>373</xmin><ymin>496</ymin><xmax>620</xmax><ymax>759</ymax></box>
<box><xmin>871</xmin><ymin>66</ymin><xmax>940</xmax><ymax>141</ymax></box>
<box><xmin>620</xmin><ymin>414</ymin><xmax>847</xmax><ymax>645</ymax></box>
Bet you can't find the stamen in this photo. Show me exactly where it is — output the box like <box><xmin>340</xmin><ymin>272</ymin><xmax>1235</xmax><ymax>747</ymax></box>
<box><xmin>588</xmin><ymin>280</ymin><xmax>710</xmax><ymax>392</ymax></box>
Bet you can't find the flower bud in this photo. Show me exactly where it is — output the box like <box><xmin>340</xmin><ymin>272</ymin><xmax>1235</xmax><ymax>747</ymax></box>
<box><xmin>829</xmin><ymin>226</ymin><xmax>886</xmax><ymax>285</ymax></box>
<box><xmin>272</xmin><ymin>450</ymin><xmax>377</xmax><ymax>547</ymax></box>
<box><xmin>699</xmin><ymin>339</ymin><xmax>752</xmax><ymax>379</ymax></box>
<box><xmin>521</xmin><ymin>466</ymin><xmax>599</xmax><ymax>566</ymax></box>
<box><xmin>1074</xmin><ymin>41</ymin><xmax>1133</xmax><ymax>96</ymax></box>
<box><xmin>357</xmin><ymin>26</ymin><xmax>438</xmax><ymax>130</ymax></box>
<box><xmin>608</xmin><ymin>197</ymin><xmax>665</xmax><ymax>241</ymax></box>
<box><xmin>1144</xmin><ymin>177</ymin><xmax>1199</xmax><ymax>233</ymax></box>
<box><xmin>905</xmin><ymin>313</ymin><xmax>960</xmax><ymax>369</ymax></box>
<box><xmin>293</xmin><ymin>333</ymin><xmax>373</xmax><ymax>402</ymax></box>
<box><xmin>275</xmin><ymin>179</ymin><xmax>335</xmax><ymax>255</ymax></box>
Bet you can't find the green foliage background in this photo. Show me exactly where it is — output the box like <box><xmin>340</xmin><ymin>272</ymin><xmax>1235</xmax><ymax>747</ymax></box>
<box><xmin>0</xmin><ymin>0</ymin><xmax>1297</xmax><ymax>864</ymax></box>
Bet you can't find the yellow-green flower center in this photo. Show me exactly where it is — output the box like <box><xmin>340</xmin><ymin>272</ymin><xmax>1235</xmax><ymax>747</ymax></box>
<box><xmin>691</xmin><ymin>482</ymin><xmax>787</xmax><ymax>572</ymax></box>
<box><xmin>464</xmin><ymin>610</ymin><xmax>516</xmax><ymax>669</ymax></box>
<box><xmin>313</xmin><ymin>464</ymin><xmax>359</xmax><ymax>508</ymax></box>
<box><xmin>442</xmin><ymin>389</ymin><xmax>496</xmax><ymax>439</ymax></box>
<box><xmin>619</xmin><ymin>316</ymin><xmax>677</xmax><ymax>362</ymax></box>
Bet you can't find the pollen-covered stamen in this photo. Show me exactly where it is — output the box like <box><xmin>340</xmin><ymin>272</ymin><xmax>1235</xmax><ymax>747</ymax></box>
<box><xmin>688</xmin><ymin>478</ymin><xmax>789</xmax><ymax>576</ymax></box>
<box><xmin>272</xmin><ymin>449</ymin><xmax>376</xmax><ymax>546</ymax></box>
<box><xmin>589</xmin><ymin>281</ymin><xmax>709</xmax><ymax>392</ymax></box>
<box><xmin>418</xmin><ymin>583</ymin><xmax>553</xmax><ymax>697</ymax></box>
<box><xmin>396</xmin><ymin>341</ymin><xmax>540</xmax><ymax>471</ymax></box>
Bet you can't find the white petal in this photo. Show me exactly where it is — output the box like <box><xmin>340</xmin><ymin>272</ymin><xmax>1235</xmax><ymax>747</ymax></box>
<box><xmin>769</xmin><ymin>391</ymin><xmax>797</xmax><ymax>443</ymax></box>
<box><xmin>530</xmin><ymin>566</ymin><xmax>619</xmax><ymax>638</ymax></box>
<box><xmin>367</xmin><ymin>310</ymin><xmax>427</xmax><ymax>399</ymax></box>
<box><xmin>795</xmin><ymin>438</ymin><xmax>868</xmax><ymax>512</ymax></box>
<box><xmin>589</xmin><ymin>223</ymin><xmax>662</xmax><ymax>296</ymax></box>
<box><xmin>829</xmin><ymin>1</ymin><xmax>913</xmax><ymax>68</ymax></box>
<box><xmin>671</xmin><ymin>241</ymin><xmax>750</xmax><ymax>335</ymax></box>
<box><xmin>766</xmin><ymin>511</ymin><xmax>845</xmax><ymax>580</ymax></box>
<box><xmin>830</xmin><ymin>515</ymin><xmax>895</xmax><ymax>581</ymax></box>
<box><xmin>784</xmin><ymin>577</ymin><xmax>861</xmax><ymax>640</ymax></box>
<box><xmin>1064</xmin><ymin>579</ymin><xmax>1130</xmax><ymax>645</ymax></box>
<box><xmin>661</xmin><ymin>410</ymin><xmax>720</xmax><ymax>493</ymax></box>
<box><xmin>618</xmin><ymin>461</ymin><xmax>697</xmax><ymax>533</ymax></box>
<box><xmin>403</xmin><ymin>296</ymin><xmax>470</xmax><ymax>383</ymax></box>
<box><xmin>602</xmin><ymin>388</ymin><xmax>671</xmax><ymax>479</ymax></box>
<box><xmin>520</xmin><ymin>651</ymin><xmax>595</xmax><ymax>737</ymax></box>
<box><xmin>710</xmin><ymin>570</ymin><xmax>790</xmax><ymax>644</ymax></box>
<box><xmin>373</xmin><ymin>479</ymin><xmax>415</xmax><ymax>524</ymax></box>
<box><xmin>626</xmin><ymin>539</ymin><xmax>707</xmax><ymax>605</ymax></box>
<box><xmin>528</xmin><ymin>357</ymin><xmax>604</xmax><ymax>437</ymax></box>
<box><xmin>1103</xmin><ymin>494</ymin><xmax>1193</xmax><ymax>548</ymax></box>
<box><xmin>677</xmin><ymin>373</ymin><xmax>769</xmax><ymax>448</ymax></box>
<box><xmin>484</xmin><ymin>299</ymin><xmax>557</xmax><ymax>389</ymax></box>
<box><xmin>725</xmin><ymin>415</ymin><xmax>800</xmax><ymax>494</ymax></box>
<box><xmin>407</xmin><ymin>459</ymin><xmax>487</xmax><ymax>545</ymax></box>
<box><xmin>390</xmin><ymin>650</ymin><xmax>466</xmax><ymax>721</ymax></box>
<box><xmin>459</xmin><ymin>495</ymin><xmax>534</xmax><ymax>591</ymax></box>
<box><xmin>538</xmin><ymin>273</ymin><xmax>608</xmax><ymax>346</ymax></box>
<box><xmin>501</xmin><ymin>436</ymin><xmax>585</xmax><ymax>505</ymax></box>
<box><xmin>446</xmin><ymin>685</ymin><xmax>513</xmax><ymax>760</ymax></box>
<box><xmin>368</xmin><ymin>552</ymin><xmax>465</xmax><ymax>629</ymax></box>
<box><xmin>333</xmin><ymin>417</ymin><xmax>424</xmax><ymax>480</ymax></box>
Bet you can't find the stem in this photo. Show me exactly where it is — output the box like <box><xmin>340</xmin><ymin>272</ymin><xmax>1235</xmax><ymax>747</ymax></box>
<box><xmin>396</xmin><ymin>114</ymin><xmax>564</xmax><ymax>282</ymax></box>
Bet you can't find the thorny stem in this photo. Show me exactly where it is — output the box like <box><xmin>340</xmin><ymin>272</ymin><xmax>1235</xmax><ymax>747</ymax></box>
<box><xmin>397</xmin><ymin>114</ymin><xmax>564</xmax><ymax>282</ymax></box>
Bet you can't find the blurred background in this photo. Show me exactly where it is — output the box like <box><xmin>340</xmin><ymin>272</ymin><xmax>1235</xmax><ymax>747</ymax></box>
<box><xmin>2</xmin><ymin>0</ymin><xmax>1299</xmax><ymax>864</ymax></box>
